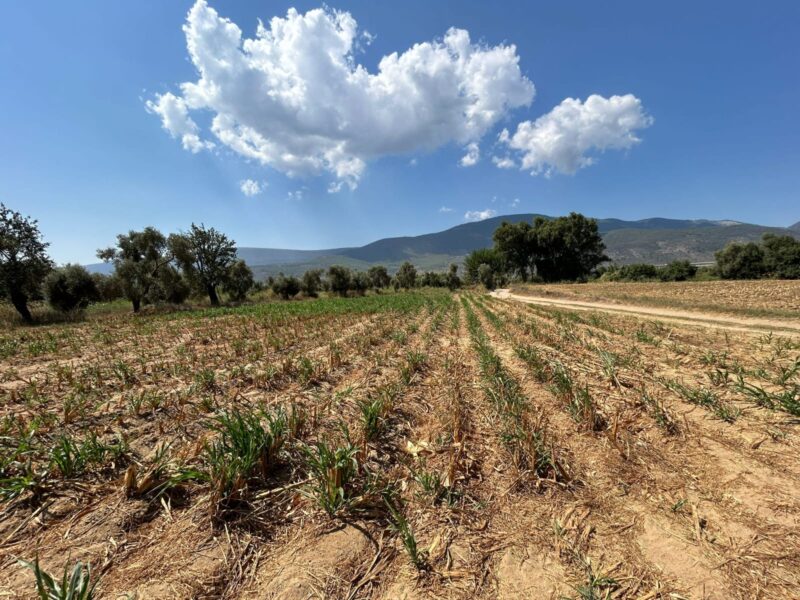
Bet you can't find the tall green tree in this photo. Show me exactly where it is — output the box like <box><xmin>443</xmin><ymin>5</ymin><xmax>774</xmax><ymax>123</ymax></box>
<box><xmin>715</xmin><ymin>242</ymin><xmax>766</xmax><ymax>280</ymax></box>
<box><xmin>395</xmin><ymin>261</ymin><xmax>417</xmax><ymax>289</ymax></box>
<box><xmin>762</xmin><ymin>234</ymin><xmax>800</xmax><ymax>279</ymax></box>
<box><xmin>532</xmin><ymin>213</ymin><xmax>608</xmax><ymax>282</ymax></box>
<box><xmin>0</xmin><ymin>204</ymin><xmax>53</xmax><ymax>322</ymax></box>
<box><xmin>170</xmin><ymin>224</ymin><xmax>237</xmax><ymax>306</ymax></box>
<box><xmin>493</xmin><ymin>221</ymin><xmax>535</xmax><ymax>281</ymax></box>
<box><xmin>98</xmin><ymin>227</ymin><xmax>172</xmax><ymax>313</ymax></box>
<box><xmin>463</xmin><ymin>248</ymin><xmax>505</xmax><ymax>284</ymax></box>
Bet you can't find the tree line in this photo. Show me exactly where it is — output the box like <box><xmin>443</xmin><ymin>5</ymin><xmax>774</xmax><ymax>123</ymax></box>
<box><xmin>267</xmin><ymin>262</ymin><xmax>461</xmax><ymax>299</ymax></box>
<box><xmin>0</xmin><ymin>203</ymin><xmax>462</xmax><ymax>324</ymax></box>
<box><xmin>0</xmin><ymin>204</ymin><xmax>255</xmax><ymax>322</ymax></box>
<box><xmin>596</xmin><ymin>234</ymin><xmax>800</xmax><ymax>282</ymax></box>
<box><xmin>463</xmin><ymin>212</ymin><xmax>609</xmax><ymax>288</ymax></box>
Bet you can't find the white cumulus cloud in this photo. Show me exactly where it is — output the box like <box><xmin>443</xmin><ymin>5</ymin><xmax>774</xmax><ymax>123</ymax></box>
<box><xmin>239</xmin><ymin>179</ymin><xmax>264</xmax><ymax>196</ymax></box>
<box><xmin>499</xmin><ymin>94</ymin><xmax>653</xmax><ymax>176</ymax></box>
<box><xmin>145</xmin><ymin>92</ymin><xmax>215</xmax><ymax>153</ymax></box>
<box><xmin>148</xmin><ymin>1</ymin><xmax>534</xmax><ymax>189</ymax></box>
<box><xmin>460</xmin><ymin>142</ymin><xmax>480</xmax><ymax>167</ymax></box>
<box><xmin>491</xmin><ymin>155</ymin><xmax>516</xmax><ymax>169</ymax></box>
<box><xmin>464</xmin><ymin>209</ymin><xmax>497</xmax><ymax>222</ymax></box>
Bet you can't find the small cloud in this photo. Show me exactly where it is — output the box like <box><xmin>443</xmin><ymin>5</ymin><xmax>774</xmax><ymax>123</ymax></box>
<box><xmin>510</xmin><ymin>198</ymin><xmax>520</xmax><ymax>207</ymax></box>
<box><xmin>460</xmin><ymin>142</ymin><xmax>480</xmax><ymax>167</ymax></box>
<box><xmin>327</xmin><ymin>181</ymin><xmax>344</xmax><ymax>194</ymax></box>
<box><xmin>492</xmin><ymin>155</ymin><xmax>516</xmax><ymax>169</ymax></box>
<box><xmin>239</xmin><ymin>179</ymin><xmax>265</xmax><ymax>196</ymax></box>
<box><xmin>287</xmin><ymin>189</ymin><xmax>304</xmax><ymax>201</ymax></box>
<box><xmin>438</xmin><ymin>206</ymin><xmax>454</xmax><ymax>213</ymax></box>
<box><xmin>464</xmin><ymin>209</ymin><xmax>497</xmax><ymax>222</ymax></box>
<box><xmin>409</xmin><ymin>158</ymin><xmax>418</xmax><ymax>166</ymax></box>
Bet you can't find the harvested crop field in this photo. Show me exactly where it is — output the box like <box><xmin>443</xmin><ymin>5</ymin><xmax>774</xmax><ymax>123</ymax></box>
<box><xmin>1</xmin><ymin>290</ymin><xmax>799</xmax><ymax>599</ymax></box>
<box><xmin>511</xmin><ymin>279</ymin><xmax>800</xmax><ymax>319</ymax></box>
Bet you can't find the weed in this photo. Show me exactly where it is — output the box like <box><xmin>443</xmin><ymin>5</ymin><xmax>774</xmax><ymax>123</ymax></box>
<box><xmin>301</xmin><ymin>436</ymin><xmax>359</xmax><ymax>516</ymax></box>
<box><xmin>18</xmin><ymin>557</ymin><xmax>97</xmax><ymax>600</ymax></box>
<box><xmin>386</xmin><ymin>498</ymin><xmax>426</xmax><ymax>569</ymax></box>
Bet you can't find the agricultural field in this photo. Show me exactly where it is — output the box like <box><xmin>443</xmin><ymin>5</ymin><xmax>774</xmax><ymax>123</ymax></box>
<box><xmin>511</xmin><ymin>279</ymin><xmax>800</xmax><ymax>320</ymax></box>
<box><xmin>1</xmin><ymin>289</ymin><xmax>799</xmax><ymax>599</ymax></box>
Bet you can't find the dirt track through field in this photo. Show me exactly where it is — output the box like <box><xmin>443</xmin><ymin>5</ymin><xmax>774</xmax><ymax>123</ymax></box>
<box><xmin>491</xmin><ymin>289</ymin><xmax>800</xmax><ymax>336</ymax></box>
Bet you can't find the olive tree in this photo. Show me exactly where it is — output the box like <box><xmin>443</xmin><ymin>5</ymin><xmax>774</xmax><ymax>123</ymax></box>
<box><xmin>327</xmin><ymin>265</ymin><xmax>352</xmax><ymax>297</ymax></box>
<box><xmin>395</xmin><ymin>261</ymin><xmax>417</xmax><ymax>289</ymax></box>
<box><xmin>224</xmin><ymin>259</ymin><xmax>254</xmax><ymax>301</ymax></box>
<box><xmin>300</xmin><ymin>269</ymin><xmax>323</xmax><ymax>297</ymax></box>
<box><xmin>367</xmin><ymin>265</ymin><xmax>390</xmax><ymax>291</ymax></box>
<box><xmin>97</xmin><ymin>227</ymin><xmax>172</xmax><ymax>313</ymax></box>
<box><xmin>170</xmin><ymin>224</ymin><xmax>236</xmax><ymax>306</ymax></box>
<box><xmin>44</xmin><ymin>264</ymin><xmax>99</xmax><ymax>312</ymax></box>
<box><xmin>271</xmin><ymin>274</ymin><xmax>300</xmax><ymax>299</ymax></box>
<box><xmin>0</xmin><ymin>204</ymin><xmax>53</xmax><ymax>322</ymax></box>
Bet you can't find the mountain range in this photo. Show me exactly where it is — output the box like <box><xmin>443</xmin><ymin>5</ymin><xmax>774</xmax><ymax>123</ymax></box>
<box><xmin>87</xmin><ymin>214</ymin><xmax>800</xmax><ymax>278</ymax></box>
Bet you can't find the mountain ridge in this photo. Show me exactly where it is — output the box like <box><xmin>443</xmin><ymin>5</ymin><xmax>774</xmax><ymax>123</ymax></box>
<box><xmin>87</xmin><ymin>214</ymin><xmax>800</xmax><ymax>277</ymax></box>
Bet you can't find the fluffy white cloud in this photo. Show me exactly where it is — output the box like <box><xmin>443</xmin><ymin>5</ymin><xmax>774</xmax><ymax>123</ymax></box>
<box><xmin>149</xmin><ymin>1</ymin><xmax>534</xmax><ymax>189</ymax></box>
<box><xmin>460</xmin><ymin>142</ymin><xmax>480</xmax><ymax>167</ymax></box>
<box><xmin>491</xmin><ymin>155</ymin><xmax>516</xmax><ymax>169</ymax></box>
<box><xmin>464</xmin><ymin>209</ymin><xmax>497</xmax><ymax>222</ymax></box>
<box><xmin>239</xmin><ymin>179</ymin><xmax>264</xmax><ymax>196</ymax></box>
<box><xmin>145</xmin><ymin>92</ymin><xmax>214</xmax><ymax>153</ymax></box>
<box><xmin>499</xmin><ymin>94</ymin><xmax>652</xmax><ymax>176</ymax></box>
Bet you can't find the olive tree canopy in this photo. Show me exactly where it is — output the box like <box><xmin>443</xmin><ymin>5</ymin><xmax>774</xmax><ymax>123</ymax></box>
<box><xmin>0</xmin><ymin>204</ymin><xmax>53</xmax><ymax>322</ymax></box>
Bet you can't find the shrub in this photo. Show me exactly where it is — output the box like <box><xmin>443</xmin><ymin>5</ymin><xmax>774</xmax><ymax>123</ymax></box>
<box><xmin>44</xmin><ymin>264</ymin><xmax>99</xmax><ymax>312</ymax></box>
<box><xmin>616</xmin><ymin>263</ymin><xmax>658</xmax><ymax>281</ymax></box>
<box><xmin>464</xmin><ymin>248</ymin><xmax>505</xmax><ymax>284</ymax></box>
<box><xmin>147</xmin><ymin>265</ymin><xmax>191</xmax><ymax>305</ymax></box>
<box><xmin>224</xmin><ymin>259</ymin><xmax>254</xmax><ymax>301</ymax></box>
<box><xmin>271</xmin><ymin>274</ymin><xmax>301</xmax><ymax>299</ymax></box>
<box><xmin>91</xmin><ymin>273</ymin><xmax>124</xmax><ymax>301</ymax></box>
<box><xmin>715</xmin><ymin>242</ymin><xmax>766</xmax><ymax>279</ymax></box>
<box><xmin>659</xmin><ymin>260</ymin><xmax>697</xmax><ymax>282</ymax></box>
<box><xmin>762</xmin><ymin>234</ymin><xmax>800</xmax><ymax>279</ymax></box>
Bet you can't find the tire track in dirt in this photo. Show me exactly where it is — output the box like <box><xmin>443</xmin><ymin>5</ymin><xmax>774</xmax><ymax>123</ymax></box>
<box><xmin>492</xmin><ymin>289</ymin><xmax>800</xmax><ymax>337</ymax></box>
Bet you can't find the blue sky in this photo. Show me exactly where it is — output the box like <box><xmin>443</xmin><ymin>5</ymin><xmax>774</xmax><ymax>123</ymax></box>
<box><xmin>1</xmin><ymin>1</ymin><xmax>798</xmax><ymax>264</ymax></box>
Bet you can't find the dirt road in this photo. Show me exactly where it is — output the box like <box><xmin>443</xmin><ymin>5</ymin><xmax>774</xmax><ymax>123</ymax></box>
<box><xmin>491</xmin><ymin>288</ymin><xmax>800</xmax><ymax>336</ymax></box>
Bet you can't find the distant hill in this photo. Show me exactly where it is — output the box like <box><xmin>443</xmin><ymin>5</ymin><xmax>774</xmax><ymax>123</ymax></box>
<box><xmin>86</xmin><ymin>214</ymin><xmax>800</xmax><ymax>278</ymax></box>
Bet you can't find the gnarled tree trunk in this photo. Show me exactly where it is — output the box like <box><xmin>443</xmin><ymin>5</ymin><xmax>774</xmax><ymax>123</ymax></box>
<box><xmin>10</xmin><ymin>290</ymin><xmax>32</xmax><ymax>323</ymax></box>
<box><xmin>207</xmin><ymin>285</ymin><xmax>220</xmax><ymax>306</ymax></box>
